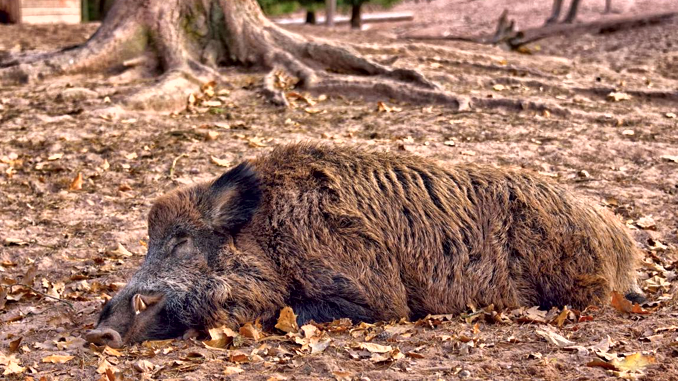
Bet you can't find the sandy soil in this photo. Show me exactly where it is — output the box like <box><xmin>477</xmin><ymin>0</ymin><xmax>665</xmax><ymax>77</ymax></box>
<box><xmin>1</xmin><ymin>0</ymin><xmax>677</xmax><ymax>379</ymax></box>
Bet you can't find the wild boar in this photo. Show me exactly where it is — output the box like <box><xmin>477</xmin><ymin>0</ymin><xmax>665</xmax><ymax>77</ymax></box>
<box><xmin>86</xmin><ymin>143</ymin><xmax>643</xmax><ymax>348</ymax></box>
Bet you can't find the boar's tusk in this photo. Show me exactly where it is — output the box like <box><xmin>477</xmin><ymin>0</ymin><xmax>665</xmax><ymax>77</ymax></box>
<box><xmin>133</xmin><ymin>294</ymin><xmax>147</xmax><ymax>314</ymax></box>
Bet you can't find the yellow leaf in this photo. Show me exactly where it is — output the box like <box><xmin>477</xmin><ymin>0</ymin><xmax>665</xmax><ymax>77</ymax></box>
<box><xmin>96</xmin><ymin>358</ymin><xmax>119</xmax><ymax>375</ymax></box>
<box><xmin>210</xmin><ymin>156</ymin><xmax>231</xmax><ymax>168</ymax></box>
<box><xmin>613</xmin><ymin>353</ymin><xmax>656</xmax><ymax>372</ymax></box>
<box><xmin>275</xmin><ymin>306</ymin><xmax>299</xmax><ymax>333</ymax></box>
<box><xmin>42</xmin><ymin>354</ymin><xmax>75</xmax><ymax>364</ymax></box>
<box><xmin>2</xmin><ymin>360</ymin><xmax>25</xmax><ymax>375</ymax></box>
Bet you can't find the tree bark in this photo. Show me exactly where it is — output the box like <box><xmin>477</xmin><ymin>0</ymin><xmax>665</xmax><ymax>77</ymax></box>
<box><xmin>351</xmin><ymin>3</ymin><xmax>363</xmax><ymax>30</ymax></box>
<box><xmin>0</xmin><ymin>0</ymin><xmax>466</xmax><ymax>111</ymax></box>
<box><xmin>325</xmin><ymin>0</ymin><xmax>336</xmax><ymax>26</ymax></box>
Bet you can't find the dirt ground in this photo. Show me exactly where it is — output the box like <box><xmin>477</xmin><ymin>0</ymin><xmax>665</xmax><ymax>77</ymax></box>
<box><xmin>1</xmin><ymin>0</ymin><xmax>678</xmax><ymax>379</ymax></box>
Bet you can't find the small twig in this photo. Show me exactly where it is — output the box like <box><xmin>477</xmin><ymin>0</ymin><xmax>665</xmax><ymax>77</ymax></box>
<box><xmin>9</xmin><ymin>284</ymin><xmax>76</xmax><ymax>311</ymax></box>
<box><xmin>169</xmin><ymin>154</ymin><xmax>188</xmax><ymax>179</ymax></box>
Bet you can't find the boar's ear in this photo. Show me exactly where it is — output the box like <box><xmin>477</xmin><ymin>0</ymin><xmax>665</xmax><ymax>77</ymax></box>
<box><xmin>207</xmin><ymin>162</ymin><xmax>262</xmax><ymax>233</ymax></box>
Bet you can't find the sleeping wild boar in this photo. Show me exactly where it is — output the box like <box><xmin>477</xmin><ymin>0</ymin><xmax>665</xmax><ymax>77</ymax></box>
<box><xmin>86</xmin><ymin>143</ymin><xmax>643</xmax><ymax>348</ymax></box>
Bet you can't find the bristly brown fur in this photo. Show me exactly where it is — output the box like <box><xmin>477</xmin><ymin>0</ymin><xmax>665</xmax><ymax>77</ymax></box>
<box><xmin>91</xmin><ymin>143</ymin><xmax>642</xmax><ymax>345</ymax></box>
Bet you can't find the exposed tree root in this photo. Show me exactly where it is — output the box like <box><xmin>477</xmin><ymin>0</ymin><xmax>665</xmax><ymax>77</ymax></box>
<box><xmin>0</xmin><ymin>0</ymin><xmax>470</xmax><ymax>112</ymax></box>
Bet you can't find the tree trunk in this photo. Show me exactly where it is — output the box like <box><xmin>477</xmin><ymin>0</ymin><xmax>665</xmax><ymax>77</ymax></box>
<box><xmin>350</xmin><ymin>3</ymin><xmax>363</xmax><ymax>30</ymax></box>
<box><xmin>305</xmin><ymin>10</ymin><xmax>317</xmax><ymax>24</ymax></box>
<box><xmin>0</xmin><ymin>0</ymin><xmax>465</xmax><ymax>111</ymax></box>
<box><xmin>325</xmin><ymin>0</ymin><xmax>336</xmax><ymax>26</ymax></box>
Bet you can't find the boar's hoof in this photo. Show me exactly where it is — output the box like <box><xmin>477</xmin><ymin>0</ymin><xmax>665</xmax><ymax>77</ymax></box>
<box><xmin>86</xmin><ymin>328</ymin><xmax>123</xmax><ymax>348</ymax></box>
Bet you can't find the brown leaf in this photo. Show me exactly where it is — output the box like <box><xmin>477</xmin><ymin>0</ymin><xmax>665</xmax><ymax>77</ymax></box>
<box><xmin>96</xmin><ymin>358</ymin><xmax>119</xmax><ymax>375</ymax></box>
<box><xmin>611</xmin><ymin>291</ymin><xmax>651</xmax><ymax>315</ymax></box>
<box><xmin>301</xmin><ymin>324</ymin><xmax>320</xmax><ymax>339</ymax></box>
<box><xmin>103</xmin><ymin>346</ymin><xmax>123</xmax><ymax>357</ymax></box>
<box><xmin>0</xmin><ymin>286</ymin><xmax>7</xmax><ymax>310</ymax></box>
<box><xmin>203</xmin><ymin>326</ymin><xmax>237</xmax><ymax>349</ymax></box>
<box><xmin>42</xmin><ymin>354</ymin><xmax>75</xmax><ymax>364</ymax></box>
<box><xmin>133</xmin><ymin>359</ymin><xmax>156</xmax><ymax>373</ymax></box>
<box><xmin>275</xmin><ymin>306</ymin><xmax>298</xmax><ymax>333</ymax></box>
<box><xmin>239</xmin><ymin>322</ymin><xmax>261</xmax><ymax>341</ymax></box>
<box><xmin>587</xmin><ymin>358</ymin><xmax>618</xmax><ymax>371</ymax></box>
<box><xmin>358</xmin><ymin>342</ymin><xmax>392</xmax><ymax>353</ymax></box>
<box><xmin>8</xmin><ymin>338</ymin><xmax>21</xmax><ymax>353</ymax></box>
<box><xmin>69</xmin><ymin>172</ymin><xmax>83</xmax><ymax>191</ymax></box>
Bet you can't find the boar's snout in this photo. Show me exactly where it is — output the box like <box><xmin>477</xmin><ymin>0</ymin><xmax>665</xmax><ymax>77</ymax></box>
<box><xmin>86</xmin><ymin>328</ymin><xmax>123</xmax><ymax>348</ymax></box>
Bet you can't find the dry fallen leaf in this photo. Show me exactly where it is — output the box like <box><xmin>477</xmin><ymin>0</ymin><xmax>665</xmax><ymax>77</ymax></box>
<box><xmin>133</xmin><ymin>359</ymin><xmax>156</xmax><ymax>373</ymax></box>
<box><xmin>661</xmin><ymin>155</ymin><xmax>678</xmax><ymax>163</ymax></box>
<box><xmin>96</xmin><ymin>357</ymin><xmax>119</xmax><ymax>375</ymax></box>
<box><xmin>636</xmin><ymin>216</ymin><xmax>656</xmax><ymax>230</ymax></box>
<box><xmin>47</xmin><ymin>153</ymin><xmax>63</xmax><ymax>161</ymax></box>
<box><xmin>223</xmin><ymin>366</ymin><xmax>244</xmax><ymax>375</ymax></box>
<box><xmin>607</xmin><ymin>92</ymin><xmax>631</xmax><ymax>102</ymax></box>
<box><xmin>588</xmin><ymin>352</ymin><xmax>656</xmax><ymax>373</ymax></box>
<box><xmin>239</xmin><ymin>322</ymin><xmax>261</xmax><ymax>341</ymax></box>
<box><xmin>535</xmin><ymin>327</ymin><xmax>574</xmax><ymax>347</ymax></box>
<box><xmin>275</xmin><ymin>306</ymin><xmax>299</xmax><ymax>333</ymax></box>
<box><xmin>210</xmin><ymin>156</ymin><xmax>231</xmax><ymax>167</ymax></box>
<box><xmin>611</xmin><ymin>291</ymin><xmax>651</xmax><ymax>315</ymax></box>
<box><xmin>493</xmin><ymin>84</ymin><xmax>506</xmax><ymax>91</ymax></box>
<box><xmin>3</xmin><ymin>237</ymin><xmax>28</xmax><ymax>246</ymax></box>
<box><xmin>8</xmin><ymin>338</ymin><xmax>21</xmax><ymax>353</ymax></box>
<box><xmin>377</xmin><ymin>101</ymin><xmax>401</xmax><ymax>113</ymax></box>
<box><xmin>203</xmin><ymin>326</ymin><xmax>238</xmax><ymax>349</ymax></box>
<box><xmin>109</xmin><ymin>243</ymin><xmax>134</xmax><ymax>258</ymax></box>
<box><xmin>2</xmin><ymin>359</ymin><xmax>25</xmax><ymax>375</ymax></box>
<box><xmin>42</xmin><ymin>354</ymin><xmax>75</xmax><ymax>364</ymax></box>
<box><xmin>69</xmin><ymin>172</ymin><xmax>83</xmax><ymax>191</ymax></box>
<box><xmin>247</xmin><ymin>136</ymin><xmax>268</xmax><ymax>148</ymax></box>
<box><xmin>552</xmin><ymin>306</ymin><xmax>570</xmax><ymax>327</ymax></box>
<box><xmin>359</xmin><ymin>342</ymin><xmax>393</xmax><ymax>353</ymax></box>
<box><xmin>614</xmin><ymin>353</ymin><xmax>656</xmax><ymax>372</ymax></box>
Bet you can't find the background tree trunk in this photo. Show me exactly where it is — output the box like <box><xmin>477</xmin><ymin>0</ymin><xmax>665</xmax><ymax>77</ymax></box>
<box><xmin>0</xmin><ymin>0</ymin><xmax>465</xmax><ymax>111</ymax></box>
<box><xmin>351</xmin><ymin>3</ymin><xmax>363</xmax><ymax>29</ymax></box>
<box><xmin>305</xmin><ymin>10</ymin><xmax>317</xmax><ymax>24</ymax></box>
<box><xmin>325</xmin><ymin>0</ymin><xmax>336</xmax><ymax>26</ymax></box>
